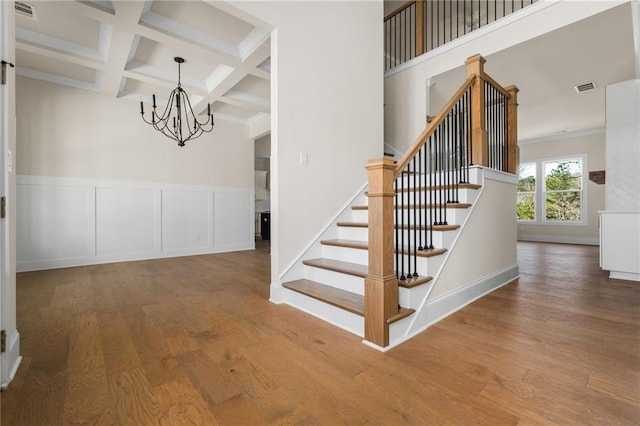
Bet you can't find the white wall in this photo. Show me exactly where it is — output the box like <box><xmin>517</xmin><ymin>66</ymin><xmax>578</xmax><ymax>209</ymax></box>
<box><xmin>518</xmin><ymin>131</ymin><xmax>606</xmax><ymax>245</ymax></box>
<box><xmin>15</xmin><ymin>76</ymin><xmax>255</xmax><ymax>270</ymax></box>
<box><xmin>428</xmin><ymin>169</ymin><xmax>518</xmax><ymax>300</ymax></box>
<box><xmin>16</xmin><ymin>76</ymin><xmax>253</xmax><ymax>188</ymax></box>
<box><xmin>228</xmin><ymin>1</ymin><xmax>384</xmax><ymax>293</ymax></box>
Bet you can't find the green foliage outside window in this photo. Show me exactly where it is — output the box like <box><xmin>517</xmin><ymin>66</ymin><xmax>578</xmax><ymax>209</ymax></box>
<box><xmin>544</xmin><ymin>161</ymin><xmax>581</xmax><ymax>221</ymax></box>
<box><xmin>517</xmin><ymin>163</ymin><xmax>535</xmax><ymax>221</ymax></box>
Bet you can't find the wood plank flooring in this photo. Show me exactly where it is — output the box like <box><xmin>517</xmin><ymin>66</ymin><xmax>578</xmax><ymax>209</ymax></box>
<box><xmin>1</xmin><ymin>241</ymin><xmax>639</xmax><ymax>425</ymax></box>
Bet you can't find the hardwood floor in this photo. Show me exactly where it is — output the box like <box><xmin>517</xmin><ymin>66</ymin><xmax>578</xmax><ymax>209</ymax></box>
<box><xmin>2</xmin><ymin>241</ymin><xmax>638</xmax><ymax>425</ymax></box>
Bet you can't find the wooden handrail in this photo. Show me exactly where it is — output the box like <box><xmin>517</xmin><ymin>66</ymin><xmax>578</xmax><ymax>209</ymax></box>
<box><xmin>394</xmin><ymin>76</ymin><xmax>474</xmax><ymax>177</ymax></box>
<box><xmin>384</xmin><ymin>0</ymin><xmax>416</xmax><ymax>22</ymax></box>
<box><xmin>481</xmin><ymin>73</ymin><xmax>511</xmax><ymax>97</ymax></box>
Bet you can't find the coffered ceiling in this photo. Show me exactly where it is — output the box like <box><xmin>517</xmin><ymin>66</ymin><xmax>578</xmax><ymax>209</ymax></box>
<box><xmin>14</xmin><ymin>0</ymin><xmax>271</xmax><ymax>124</ymax></box>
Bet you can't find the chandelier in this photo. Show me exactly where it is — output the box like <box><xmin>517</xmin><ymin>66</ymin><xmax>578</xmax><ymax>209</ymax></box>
<box><xmin>140</xmin><ymin>57</ymin><xmax>214</xmax><ymax>147</ymax></box>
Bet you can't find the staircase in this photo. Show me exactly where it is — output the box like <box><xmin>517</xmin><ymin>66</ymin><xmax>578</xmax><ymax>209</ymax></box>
<box><xmin>281</xmin><ymin>172</ymin><xmax>482</xmax><ymax>343</ymax></box>
<box><xmin>275</xmin><ymin>54</ymin><xmax>520</xmax><ymax>350</ymax></box>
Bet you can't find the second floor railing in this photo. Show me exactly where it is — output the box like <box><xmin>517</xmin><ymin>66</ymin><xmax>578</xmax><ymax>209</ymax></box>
<box><xmin>385</xmin><ymin>0</ymin><xmax>539</xmax><ymax>71</ymax></box>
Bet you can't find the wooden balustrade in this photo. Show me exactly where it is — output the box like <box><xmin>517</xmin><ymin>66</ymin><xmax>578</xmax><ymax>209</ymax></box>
<box><xmin>365</xmin><ymin>54</ymin><xmax>518</xmax><ymax>348</ymax></box>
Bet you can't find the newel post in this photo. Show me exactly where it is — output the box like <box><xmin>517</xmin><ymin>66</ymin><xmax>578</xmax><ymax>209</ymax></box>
<box><xmin>505</xmin><ymin>84</ymin><xmax>519</xmax><ymax>174</ymax></box>
<box><xmin>365</xmin><ymin>158</ymin><xmax>398</xmax><ymax>348</ymax></box>
<box><xmin>466</xmin><ymin>54</ymin><xmax>488</xmax><ymax>167</ymax></box>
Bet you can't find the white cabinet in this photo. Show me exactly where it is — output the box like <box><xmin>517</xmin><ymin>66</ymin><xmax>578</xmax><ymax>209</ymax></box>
<box><xmin>599</xmin><ymin>211</ymin><xmax>640</xmax><ymax>282</ymax></box>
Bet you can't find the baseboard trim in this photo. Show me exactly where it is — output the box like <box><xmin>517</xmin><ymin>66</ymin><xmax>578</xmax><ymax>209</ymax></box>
<box><xmin>518</xmin><ymin>234</ymin><xmax>599</xmax><ymax>246</ymax></box>
<box><xmin>1</xmin><ymin>331</ymin><xmax>21</xmax><ymax>390</ymax></box>
<box><xmin>397</xmin><ymin>265</ymin><xmax>519</xmax><ymax>344</ymax></box>
<box><xmin>17</xmin><ymin>243</ymin><xmax>255</xmax><ymax>272</ymax></box>
<box><xmin>609</xmin><ymin>271</ymin><xmax>640</xmax><ymax>282</ymax></box>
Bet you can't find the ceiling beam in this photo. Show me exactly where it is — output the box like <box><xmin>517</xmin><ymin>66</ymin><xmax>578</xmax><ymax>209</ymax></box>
<box><xmin>100</xmin><ymin>2</ymin><xmax>146</xmax><ymax>97</ymax></box>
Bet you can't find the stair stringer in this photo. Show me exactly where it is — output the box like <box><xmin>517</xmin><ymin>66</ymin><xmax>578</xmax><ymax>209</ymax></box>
<box><xmin>272</xmin><ymin>182</ymin><xmax>368</xmax><ymax>302</ymax></box>
<box><xmin>388</xmin><ymin>166</ymin><xmax>520</xmax><ymax>349</ymax></box>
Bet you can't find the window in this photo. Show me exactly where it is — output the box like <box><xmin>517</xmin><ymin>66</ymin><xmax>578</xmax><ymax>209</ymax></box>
<box><xmin>516</xmin><ymin>156</ymin><xmax>586</xmax><ymax>224</ymax></box>
<box><xmin>543</xmin><ymin>159</ymin><xmax>582</xmax><ymax>222</ymax></box>
<box><xmin>517</xmin><ymin>162</ymin><xmax>536</xmax><ymax>221</ymax></box>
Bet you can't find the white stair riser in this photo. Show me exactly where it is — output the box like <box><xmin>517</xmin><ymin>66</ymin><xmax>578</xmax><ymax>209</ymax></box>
<box><xmin>284</xmin><ymin>289</ymin><xmax>364</xmax><ymax>337</ymax></box>
<box><xmin>338</xmin><ymin>227</ymin><xmax>457</xmax><ymax>248</ymax></box>
<box><xmin>304</xmin><ymin>266</ymin><xmax>365</xmax><ymax>295</ymax></box>
<box><xmin>399</xmin><ymin>284</ymin><xmax>430</xmax><ymax>309</ymax></box>
<box><xmin>396</xmin><ymin>208</ymin><xmax>469</xmax><ymax>225</ymax></box>
<box><xmin>352</xmin><ymin>208</ymin><xmax>468</xmax><ymax>225</ymax></box>
<box><xmin>322</xmin><ymin>245</ymin><xmax>369</xmax><ymax>265</ymax></box>
<box><xmin>352</xmin><ymin>209</ymin><xmax>369</xmax><ymax>222</ymax></box>
<box><xmin>395</xmin><ymin>174</ymin><xmax>474</xmax><ymax>188</ymax></box>
<box><xmin>395</xmin><ymin>253</ymin><xmax>445</xmax><ymax>278</ymax></box>
<box><xmin>399</xmin><ymin>188</ymin><xmax>478</xmax><ymax>204</ymax></box>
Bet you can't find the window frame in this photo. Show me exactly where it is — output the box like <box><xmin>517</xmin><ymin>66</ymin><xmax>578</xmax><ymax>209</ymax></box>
<box><xmin>517</xmin><ymin>154</ymin><xmax>588</xmax><ymax>226</ymax></box>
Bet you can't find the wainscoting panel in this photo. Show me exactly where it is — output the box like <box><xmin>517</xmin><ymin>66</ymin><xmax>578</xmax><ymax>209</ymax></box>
<box><xmin>96</xmin><ymin>186</ymin><xmax>159</xmax><ymax>257</ymax></box>
<box><xmin>16</xmin><ymin>176</ymin><xmax>254</xmax><ymax>272</ymax></box>
<box><xmin>17</xmin><ymin>182</ymin><xmax>94</xmax><ymax>268</ymax></box>
<box><xmin>161</xmin><ymin>189</ymin><xmax>211</xmax><ymax>252</ymax></box>
<box><xmin>213</xmin><ymin>191</ymin><xmax>253</xmax><ymax>250</ymax></box>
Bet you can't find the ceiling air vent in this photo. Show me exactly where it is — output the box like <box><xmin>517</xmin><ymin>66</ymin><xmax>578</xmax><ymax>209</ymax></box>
<box><xmin>15</xmin><ymin>1</ymin><xmax>37</xmax><ymax>21</ymax></box>
<box><xmin>574</xmin><ymin>81</ymin><xmax>596</xmax><ymax>93</ymax></box>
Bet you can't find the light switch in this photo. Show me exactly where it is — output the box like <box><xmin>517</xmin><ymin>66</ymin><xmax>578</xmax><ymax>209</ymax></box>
<box><xmin>299</xmin><ymin>152</ymin><xmax>308</xmax><ymax>166</ymax></box>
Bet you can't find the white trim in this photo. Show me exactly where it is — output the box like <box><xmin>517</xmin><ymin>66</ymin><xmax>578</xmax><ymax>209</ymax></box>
<box><xmin>609</xmin><ymin>271</ymin><xmax>640</xmax><ymax>282</ymax></box>
<box><xmin>518</xmin><ymin>234</ymin><xmax>599</xmax><ymax>245</ymax></box>
<box><xmin>361</xmin><ymin>339</ymin><xmax>389</xmax><ymax>353</ymax></box>
<box><xmin>0</xmin><ymin>331</ymin><xmax>21</xmax><ymax>390</ymax></box>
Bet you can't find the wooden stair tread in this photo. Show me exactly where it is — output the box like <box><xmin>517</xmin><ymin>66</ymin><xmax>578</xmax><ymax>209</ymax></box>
<box><xmin>303</xmin><ymin>258</ymin><xmax>368</xmax><ymax>277</ymax></box>
<box><xmin>321</xmin><ymin>239</ymin><xmax>447</xmax><ymax>258</ymax></box>
<box><xmin>353</xmin><ymin>203</ymin><xmax>471</xmax><ymax>210</ymax></box>
<box><xmin>387</xmin><ymin>307</ymin><xmax>415</xmax><ymax>324</ymax></box>
<box><xmin>398</xmin><ymin>275</ymin><xmax>433</xmax><ymax>288</ymax></box>
<box><xmin>282</xmin><ymin>279</ymin><xmax>417</xmax><ymax>322</ymax></box>
<box><xmin>283</xmin><ymin>279</ymin><xmax>364</xmax><ymax>316</ymax></box>
<box><xmin>337</xmin><ymin>222</ymin><xmax>460</xmax><ymax>231</ymax></box>
<box><xmin>303</xmin><ymin>258</ymin><xmax>433</xmax><ymax>288</ymax></box>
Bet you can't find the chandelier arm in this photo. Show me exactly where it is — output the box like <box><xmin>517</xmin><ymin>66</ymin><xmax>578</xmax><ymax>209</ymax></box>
<box><xmin>182</xmin><ymin>90</ymin><xmax>214</xmax><ymax>127</ymax></box>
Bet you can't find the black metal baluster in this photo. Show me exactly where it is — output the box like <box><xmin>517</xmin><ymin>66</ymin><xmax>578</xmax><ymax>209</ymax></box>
<box><xmin>412</xmin><ymin>156</ymin><xmax>418</xmax><ymax>277</ymax></box>
<box><xmin>395</xmin><ymin>178</ymin><xmax>399</xmax><ymax>278</ymax></box>
<box><xmin>399</xmin><ymin>170</ymin><xmax>406</xmax><ymax>280</ymax></box>
<box><xmin>417</xmin><ymin>148</ymin><xmax>423</xmax><ymax>251</ymax></box>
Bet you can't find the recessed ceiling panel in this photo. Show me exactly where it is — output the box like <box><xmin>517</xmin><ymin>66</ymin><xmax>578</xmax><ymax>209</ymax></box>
<box><xmin>211</xmin><ymin>102</ymin><xmax>256</xmax><ymax>120</ymax></box>
<box><xmin>149</xmin><ymin>1</ymin><xmax>255</xmax><ymax>46</ymax></box>
<box><xmin>17</xmin><ymin>1</ymin><xmax>101</xmax><ymax>49</ymax></box>
<box><xmin>131</xmin><ymin>37</ymin><xmax>222</xmax><ymax>85</ymax></box>
<box><xmin>17</xmin><ymin>49</ymin><xmax>96</xmax><ymax>83</ymax></box>
<box><xmin>230</xmin><ymin>74</ymin><xmax>270</xmax><ymax>100</ymax></box>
